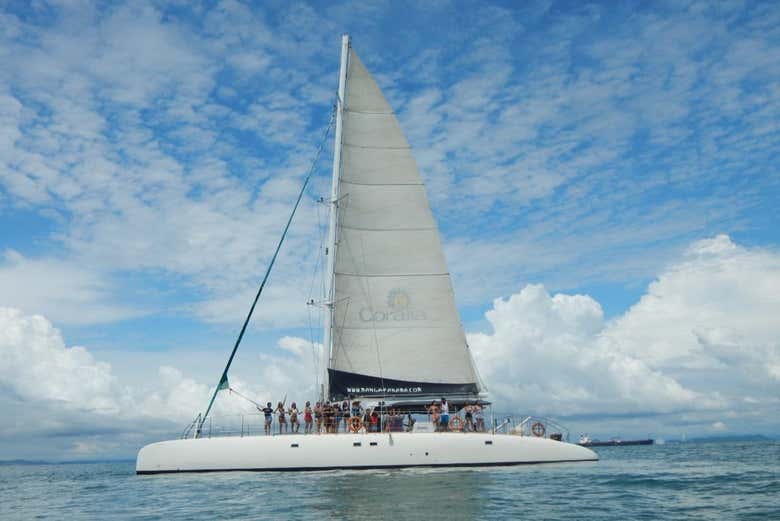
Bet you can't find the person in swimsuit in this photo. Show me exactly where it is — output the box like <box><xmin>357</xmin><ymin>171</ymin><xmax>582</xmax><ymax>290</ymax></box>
<box><xmin>341</xmin><ymin>400</ymin><xmax>350</xmax><ymax>432</ymax></box>
<box><xmin>261</xmin><ymin>402</ymin><xmax>274</xmax><ymax>435</ymax></box>
<box><xmin>322</xmin><ymin>402</ymin><xmax>332</xmax><ymax>433</ymax></box>
<box><xmin>329</xmin><ymin>402</ymin><xmax>338</xmax><ymax>433</ymax></box>
<box><xmin>334</xmin><ymin>402</ymin><xmax>343</xmax><ymax>433</ymax></box>
<box><xmin>304</xmin><ymin>401</ymin><xmax>313</xmax><ymax>434</ymax></box>
<box><xmin>363</xmin><ymin>408</ymin><xmax>371</xmax><ymax>432</ymax></box>
<box><xmin>289</xmin><ymin>402</ymin><xmax>299</xmax><ymax>434</ymax></box>
<box><xmin>314</xmin><ymin>402</ymin><xmax>322</xmax><ymax>433</ymax></box>
<box><xmin>276</xmin><ymin>401</ymin><xmax>288</xmax><ymax>434</ymax></box>
<box><xmin>464</xmin><ymin>403</ymin><xmax>474</xmax><ymax>432</ymax></box>
<box><xmin>386</xmin><ymin>409</ymin><xmax>400</xmax><ymax>432</ymax></box>
<box><xmin>369</xmin><ymin>409</ymin><xmax>379</xmax><ymax>433</ymax></box>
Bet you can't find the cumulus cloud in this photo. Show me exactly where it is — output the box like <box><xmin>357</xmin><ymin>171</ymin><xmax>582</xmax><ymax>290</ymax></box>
<box><xmin>606</xmin><ymin>235</ymin><xmax>780</xmax><ymax>380</ymax></box>
<box><xmin>0</xmin><ymin>305</ymin><xmax>320</xmax><ymax>458</ymax></box>
<box><xmin>469</xmin><ymin>285</ymin><xmax>704</xmax><ymax>416</ymax></box>
<box><xmin>0</xmin><ymin>307</ymin><xmax>120</xmax><ymax>412</ymax></box>
<box><xmin>470</xmin><ymin>235</ymin><xmax>780</xmax><ymax>429</ymax></box>
<box><xmin>0</xmin><ymin>306</ymin><xmax>206</xmax><ymax>422</ymax></box>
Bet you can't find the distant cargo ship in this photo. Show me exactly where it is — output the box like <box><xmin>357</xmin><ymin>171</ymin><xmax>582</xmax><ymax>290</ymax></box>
<box><xmin>578</xmin><ymin>435</ymin><xmax>654</xmax><ymax>447</ymax></box>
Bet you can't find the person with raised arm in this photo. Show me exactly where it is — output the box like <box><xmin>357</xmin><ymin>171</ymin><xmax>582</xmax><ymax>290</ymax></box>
<box><xmin>261</xmin><ymin>402</ymin><xmax>274</xmax><ymax>435</ymax></box>
<box><xmin>276</xmin><ymin>401</ymin><xmax>288</xmax><ymax>434</ymax></box>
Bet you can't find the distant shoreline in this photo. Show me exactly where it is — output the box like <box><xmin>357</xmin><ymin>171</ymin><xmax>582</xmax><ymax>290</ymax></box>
<box><xmin>0</xmin><ymin>458</ymin><xmax>135</xmax><ymax>466</ymax></box>
<box><xmin>665</xmin><ymin>434</ymin><xmax>774</xmax><ymax>443</ymax></box>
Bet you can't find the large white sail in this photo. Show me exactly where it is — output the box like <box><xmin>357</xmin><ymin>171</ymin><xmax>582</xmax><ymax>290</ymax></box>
<box><xmin>327</xmin><ymin>47</ymin><xmax>480</xmax><ymax>400</ymax></box>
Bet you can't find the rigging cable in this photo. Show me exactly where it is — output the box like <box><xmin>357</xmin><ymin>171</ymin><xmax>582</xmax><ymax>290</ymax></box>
<box><xmin>306</xmin><ymin>196</ymin><xmax>327</xmax><ymax>390</ymax></box>
<box><xmin>197</xmin><ymin>104</ymin><xmax>336</xmax><ymax>435</ymax></box>
<box><xmin>228</xmin><ymin>387</ymin><xmax>262</xmax><ymax>408</ymax></box>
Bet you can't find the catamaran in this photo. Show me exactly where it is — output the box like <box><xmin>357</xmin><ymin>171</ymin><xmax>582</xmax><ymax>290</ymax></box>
<box><xmin>136</xmin><ymin>34</ymin><xmax>597</xmax><ymax>474</ymax></box>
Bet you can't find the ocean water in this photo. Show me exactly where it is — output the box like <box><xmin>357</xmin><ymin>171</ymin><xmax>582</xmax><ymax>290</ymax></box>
<box><xmin>1</xmin><ymin>441</ymin><xmax>778</xmax><ymax>520</ymax></box>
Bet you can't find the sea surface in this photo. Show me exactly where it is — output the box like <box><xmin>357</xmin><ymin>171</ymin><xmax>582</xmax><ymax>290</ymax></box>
<box><xmin>1</xmin><ymin>441</ymin><xmax>778</xmax><ymax>520</ymax></box>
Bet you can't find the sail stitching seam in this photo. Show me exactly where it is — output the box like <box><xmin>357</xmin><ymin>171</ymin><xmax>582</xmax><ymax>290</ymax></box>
<box><xmin>342</xmin><ymin>143</ymin><xmax>412</xmax><ymax>150</ymax></box>
<box><xmin>338</xmin><ymin>224</ymin><xmax>436</xmax><ymax>232</ymax></box>
<box><xmin>340</xmin><ymin>179</ymin><xmax>424</xmax><ymax>187</ymax></box>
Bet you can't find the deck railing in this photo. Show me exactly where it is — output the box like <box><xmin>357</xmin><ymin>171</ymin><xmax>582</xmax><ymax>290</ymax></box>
<box><xmin>183</xmin><ymin>409</ymin><xmax>570</xmax><ymax>443</ymax></box>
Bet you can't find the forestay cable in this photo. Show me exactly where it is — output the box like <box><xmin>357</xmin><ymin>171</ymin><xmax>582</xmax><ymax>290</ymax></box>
<box><xmin>198</xmin><ymin>106</ymin><xmax>336</xmax><ymax>435</ymax></box>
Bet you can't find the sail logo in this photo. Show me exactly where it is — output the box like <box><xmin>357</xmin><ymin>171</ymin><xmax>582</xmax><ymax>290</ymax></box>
<box><xmin>359</xmin><ymin>288</ymin><xmax>427</xmax><ymax>322</ymax></box>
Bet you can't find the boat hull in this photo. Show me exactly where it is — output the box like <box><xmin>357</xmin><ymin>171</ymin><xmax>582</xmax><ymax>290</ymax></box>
<box><xmin>136</xmin><ymin>433</ymin><xmax>598</xmax><ymax>474</ymax></box>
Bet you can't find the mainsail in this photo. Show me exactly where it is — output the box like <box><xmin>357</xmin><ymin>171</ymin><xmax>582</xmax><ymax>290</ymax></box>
<box><xmin>326</xmin><ymin>41</ymin><xmax>481</xmax><ymax>401</ymax></box>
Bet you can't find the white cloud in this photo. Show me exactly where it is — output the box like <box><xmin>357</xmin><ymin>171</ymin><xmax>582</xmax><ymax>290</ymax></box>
<box><xmin>2</xmin><ymin>0</ymin><xmax>778</xmax><ymax>333</ymax></box>
<box><xmin>0</xmin><ymin>306</ymin><xmax>208</xmax><ymax>422</ymax></box>
<box><xmin>469</xmin><ymin>284</ymin><xmax>703</xmax><ymax>416</ymax></box>
<box><xmin>470</xmin><ymin>235</ymin><xmax>780</xmax><ymax>430</ymax></box>
<box><xmin>0</xmin><ymin>0</ymin><xmax>333</xmax><ymax>328</ymax></box>
<box><xmin>0</xmin><ymin>250</ymin><xmax>140</xmax><ymax>325</ymax></box>
<box><xmin>606</xmin><ymin>236</ymin><xmax>780</xmax><ymax>370</ymax></box>
<box><xmin>711</xmin><ymin>421</ymin><xmax>727</xmax><ymax>431</ymax></box>
<box><xmin>0</xmin><ymin>304</ymin><xmax>321</xmax><ymax>458</ymax></box>
<box><xmin>0</xmin><ymin>306</ymin><xmax>119</xmax><ymax>412</ymax></box>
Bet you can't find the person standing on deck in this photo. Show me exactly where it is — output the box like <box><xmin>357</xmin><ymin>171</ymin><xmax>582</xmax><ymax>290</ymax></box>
<box><xmin>261</xmin><ymin>402</ymin><xmax>274</xmax><ymax>435</ymax></box>
<box><xmin>341</xmin><ymin>400</ymin><xmax>351</xmax><ymax>432</ymax></box>
<box><xmin>363</xmin><ymin>407</ymin><xmax>371</xmax><ymax>432</ymax></box>
<box><xmin>369</xmin><ymin>408</ymin><xmax>379</xmax><ymax>432</ymax></box>
<box><xmin>428</xmin><ymin>401</ymin><xmax>440</xmax><ymax>431</ymax></box>
<box><xmin>474</xmin><ymin>404</ymin><xmax>485</xmax><ymax>432</ymax></box>
<box><xmin>276</xmin><ymin>401</ymin><xmax>288</xmax><ymax>434</ymax></box>
<box><xmin>351</xmin><ymin>399</ymin><xmax>363</xmax><ymax>420</ymax></box>
<box><xmin>334</xmin><ymin>401</ymin><xmax>343</xmax><ymax>433</ymax></box>
<box><xmin>304</xmin><ymin>401</ymin><xmax>313</xmax><ymax>434</ymax></box>
<box><xmin>440</xmin><ymin>398</ymin><xmax>449</xmax><ymax>431</ymax></box>
<box><xmin>314</xmin><ymin>402</ymin><xmax>323</xmax><ymax>433</ymax></box>
<box><xmin>323</xmin><ymin>402</ymin><xmax>333</xmax><ymax>433</ymax></box>
<box><xmin>464</xmin><ymin>403</ymin><xmax>474</xmax><ymax>432</ymax></box>
<box><xmin>289</xmin><ymin>402</ymin><xmax>300</xmax><ymax>434</ymax></box>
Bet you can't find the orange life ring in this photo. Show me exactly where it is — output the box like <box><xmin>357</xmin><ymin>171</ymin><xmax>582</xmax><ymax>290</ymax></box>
<box><xmin>449</xmin><ymin>416</ymin><xmax>463</xmax><ymax>431</ymax></box>
<box><xmin>531</xmin><ymin>421</ymin><xmax>546</xmax><ymax>437</ymax></box>
<box><xmin>349</xmin><ymin>416</ymin><xmax>363</xmax><ymax>433</ymax></box>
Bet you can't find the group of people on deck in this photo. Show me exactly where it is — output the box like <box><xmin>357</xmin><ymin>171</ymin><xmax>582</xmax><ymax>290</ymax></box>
<box><xmin>256</xmin><ymin>397</ymin><xmax>486</xmax><ymax>435</ymax></box>
<box><xmin>427</xmin><ymin>398</ymin><xmax>486</xmax><ymax>432</ymax></box>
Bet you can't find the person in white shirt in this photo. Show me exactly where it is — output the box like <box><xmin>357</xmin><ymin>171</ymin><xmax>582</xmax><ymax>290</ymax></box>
<box><xmin>440</xmin><ymin>397</ymin><xmax>449</xmax><ymax>431</ymax></box>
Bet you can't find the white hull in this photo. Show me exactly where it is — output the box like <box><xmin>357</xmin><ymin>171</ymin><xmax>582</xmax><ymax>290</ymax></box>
<box><xmin>136</xmin><ymin>433</ymin><xmax>597</xmax><ymax>474</ymax></box>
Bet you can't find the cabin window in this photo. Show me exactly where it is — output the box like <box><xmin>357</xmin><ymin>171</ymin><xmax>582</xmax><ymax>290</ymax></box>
<box><xmin>369</xmin><ymin>442</ymin><xmax>378</xmax><ymax>446</ymax></box>
<box><xmin>291</xmin><ymin>443</ymin><xmax>299</xmax><ymax>448</ymax></box>
<box><xmin>353</xmin><ymin>442</ymin><xmax>362</xmax><ymax>447</ymax></box>
<box><xmin>484</xmin><ymin>440</ymin><xmax>493</xmax><ymax>445</ymax></box>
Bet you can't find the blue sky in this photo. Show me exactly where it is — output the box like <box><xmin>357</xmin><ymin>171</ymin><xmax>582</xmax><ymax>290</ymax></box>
<box><xmin>1</xmin><ymin>0</ymin><xmax>779</xmax><ymax>459</ymax></box>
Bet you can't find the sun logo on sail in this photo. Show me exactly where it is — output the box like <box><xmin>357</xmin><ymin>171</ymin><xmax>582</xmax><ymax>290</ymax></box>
<box><xmin>387</xmin><ymin>288</ymin><xmax>410</xmax><ymax>310</ymax></box>
<box><xmin>358</xmin><ymin>288</ymin><xmax>426</xmax><ymax>322</ymax></box>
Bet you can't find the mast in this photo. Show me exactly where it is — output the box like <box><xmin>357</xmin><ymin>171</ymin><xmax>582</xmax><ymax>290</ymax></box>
<box><xmin>323</xmin><ymin>33</ymin><xmax>350</xmax><ymax>401</ymax></box>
